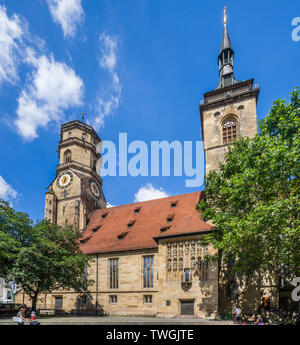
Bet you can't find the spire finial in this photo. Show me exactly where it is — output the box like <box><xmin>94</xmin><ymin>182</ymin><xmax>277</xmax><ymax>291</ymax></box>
<box><xmin>81</xmin><ymin>112</ymin><xmax>86</xmax><ymax>123</ymax></box>
<box><xmin>224</xmin><ymin>6</ymin><xmax>227</xmax><ymax>26</ymax></box>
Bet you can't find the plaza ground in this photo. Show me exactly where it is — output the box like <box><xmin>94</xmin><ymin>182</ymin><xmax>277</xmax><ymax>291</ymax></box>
<box><xmin>0</xmin><ymin>315</ymin><xmax>234</xmax><ymax>325</ymax></box>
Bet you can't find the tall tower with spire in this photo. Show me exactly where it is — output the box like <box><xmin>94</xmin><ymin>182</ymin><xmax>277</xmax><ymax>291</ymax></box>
<box><xmin>200</xmin><ymin>7</ymin><xmax>260</xmax><ymax>174</ymax></box>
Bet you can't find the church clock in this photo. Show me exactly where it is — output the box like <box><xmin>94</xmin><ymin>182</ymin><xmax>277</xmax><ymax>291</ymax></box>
<box><xmin>90</xmin><ymin>180</ymin><xmax>101</xmax><ymax>198</ymax></box>
<box><xmin>57</xmin><ymin>171</ymin><xmax>73</xmax><ymax>188</ymax></box>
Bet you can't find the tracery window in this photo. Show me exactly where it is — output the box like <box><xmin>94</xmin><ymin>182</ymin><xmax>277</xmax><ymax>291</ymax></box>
<box><xmin>222</xmin><ymin>116</ymin><xmax>238</xmax><ymax>144</ymax></box>
<box><xmin>173</xmin><ymin>258</ymin><xmax>177</xmax><ymax>271</ymax></box>
<box><xmin>144</xmin><ymin>256</ymin><xmax>154</xmax><ymax>288</ymax></box>
<box><xmin>198</xmin><ymin>258</ymin><xmax>209</xmax><ymax>281</ymax></box>
<box><xmin>109</xmin><ymin>258</ymin><xmax>119</xmax><ymax>289</ymax></box>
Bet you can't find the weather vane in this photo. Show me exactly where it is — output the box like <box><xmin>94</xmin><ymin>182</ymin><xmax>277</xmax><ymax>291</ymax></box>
<box><xmin>224</xmin><ymin>6</ymin><xmax>227</xmax><ymax>26</ymax></box>
<box><xmin>81</xmin><ymin>112</ymin><xmax>87</xmax><ymax>123</ymax></box>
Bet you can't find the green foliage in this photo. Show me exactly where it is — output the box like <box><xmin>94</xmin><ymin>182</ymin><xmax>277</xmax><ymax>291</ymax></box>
<box><xmin>0</xmin><ymin>200</ymin><xmax>32</xmax><ymax>277</ymax></box>
<box><xmin>197</xmin><ymin>88</ymin><xmax>300</xmax><ymax>279</ymax></box>
<box><xmin>0</xmin><ymin>203</ymin><xmax>93</xmax><ymax>309</ymax></box>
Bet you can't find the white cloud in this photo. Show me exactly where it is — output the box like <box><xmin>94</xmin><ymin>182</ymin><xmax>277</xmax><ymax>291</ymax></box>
<box><xmin>93</xmin><ymin>33</ymin><xmax>122</xmax><ymax>129</ymax></box>
<box><xmin>0</xmin><ymin>176</ymin><xmax>18</xmax><ymax>202</ymax></box>
<box><xmin>106</xmin><ymin>202</ymin><xmax>114</xmax><ymax>208</ymax></box>
<box><xmin>134</xmin><ymin>183</ymin><xmax>169</xmax><ymax>202</ymax></box>
<box><xmin>15</xmin><ymin>48</ymin><xmax>84</xmax><ymax>140</ymax></box>
<box><xmin>0</xmin><ymin>5</ymin><xmax>23</xmax><ymax>86</ymax></box>
<box><xmin>46</xmin><ymin>0</ymin><xmax>84</xmax><ymax>38</ymax></box>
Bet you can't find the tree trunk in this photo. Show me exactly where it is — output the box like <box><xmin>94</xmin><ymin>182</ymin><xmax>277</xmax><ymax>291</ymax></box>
<box><xmin>31</xmin><ymin>291</ymin><xmax>39</xmax><ymax>311</ymax></box>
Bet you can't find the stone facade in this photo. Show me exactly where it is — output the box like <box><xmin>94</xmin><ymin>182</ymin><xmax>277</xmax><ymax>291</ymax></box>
<box><xmin>14</xmin><ymin>15</ymin><xmax>282</xmax><ymax>319</ymax></box>
<box><xmin>200</xmin><ymin>79</ymin><xmax>259</xmax><ymax>174</ymax></box>
<box><xmin>156</xmin><ymin>236</ymin><xmax>218</xmax><ymax>318</ymax></box>
<box><xmin>44</xmin><ymin>120</ymin><xmax>106</xmax><ymax>230</ymax></box>
<box><xmin>15</xmin><ymin>238</ymin><xmax>218</xmax><ymax>318</ymax></box>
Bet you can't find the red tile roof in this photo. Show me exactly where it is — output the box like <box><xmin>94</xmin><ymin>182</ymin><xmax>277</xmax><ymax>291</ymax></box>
<box><xmin>80</xmin><ymin>191</ymin><xmax>213</xmax><ymax>254</ymax></box>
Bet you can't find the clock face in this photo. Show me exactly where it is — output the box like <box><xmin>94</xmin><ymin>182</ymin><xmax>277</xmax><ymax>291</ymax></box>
<box><xmin>57</xmin><ymin>171</ymin><xmax>73</xmax><ymax>188</ymax></box>
<box><xmin>90</xmin><ymin>180</ymin><xmax>100</xmax><ymax>197</ymax></box>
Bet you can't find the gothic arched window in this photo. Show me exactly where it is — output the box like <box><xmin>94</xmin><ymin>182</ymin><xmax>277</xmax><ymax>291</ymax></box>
<box><xmin>64</xmin><ymin>150</ymin><xmax>72</xmax><ymax>163</ymax></box>
<box><xmin>222</xmin><ymin>116</ymin><xmax>238</xmax><ymax>144</ymax></box>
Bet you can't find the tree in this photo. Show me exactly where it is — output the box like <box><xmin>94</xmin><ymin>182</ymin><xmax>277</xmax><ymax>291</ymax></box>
<box><xmin>0</xmin><ymin>202</ymin><xmax>93</xmax><ymax>310</ymax></box>
<box><xmin>0</xmin><ymin>200</ymin><xmax>32</xmax><ymax>278</ymax></box>
<box><xmin>197</xmin><ymin>89</ymin><xmax>300</xmax><ymax>316</ymax></box>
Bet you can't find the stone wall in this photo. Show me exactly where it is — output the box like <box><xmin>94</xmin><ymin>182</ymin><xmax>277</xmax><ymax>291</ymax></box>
<box><xmin>202</xmin><ymin>95</ymin><xmax>258</xmax><ymax>174</ymax></box>
<box><xmin>14</xmin><ymin>236</ymin><xmax>220</xmax><ymax>318</ymax></box>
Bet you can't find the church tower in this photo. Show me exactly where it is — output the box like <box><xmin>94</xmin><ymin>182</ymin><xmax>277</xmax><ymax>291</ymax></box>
<box><xmin>44</xmin><ymin>119</ymin><xmax>106</xmax><ymax>230</ymax></box>
<box><xmin>200</xmin><ymin>7</ymin><xmax>260</xmax><ymax>174</ymax></box>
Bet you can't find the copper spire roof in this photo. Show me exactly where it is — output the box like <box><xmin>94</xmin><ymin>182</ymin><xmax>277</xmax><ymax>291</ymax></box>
<box><xmin>79</xmin><ymin>191</ymin><xmax>214</xmax><ymax>255</ymax></box>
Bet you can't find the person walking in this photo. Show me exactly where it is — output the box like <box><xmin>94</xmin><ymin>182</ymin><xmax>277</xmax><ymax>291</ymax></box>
<box><xmin>235</xmin><ymin>306</ymin><xmax>241</xmax><ymax>324</ymax></box>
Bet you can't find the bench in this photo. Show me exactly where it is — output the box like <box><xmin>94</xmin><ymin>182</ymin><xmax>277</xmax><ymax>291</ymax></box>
<box><xmin>39</xmin><ymin>309</ymin><xmax>55</xmax><ymax>315</ymax></box>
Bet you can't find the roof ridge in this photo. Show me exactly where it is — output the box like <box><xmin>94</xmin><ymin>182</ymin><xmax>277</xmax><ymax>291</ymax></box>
<box><xmin>96</xmin><ymin>191</ymin><xmax>203</xmax><ymax>212</ymax></box>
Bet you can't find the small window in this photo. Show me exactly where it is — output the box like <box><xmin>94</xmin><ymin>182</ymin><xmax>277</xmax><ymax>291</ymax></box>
<box><xmin>65</xmin><ymin>219</ymin><xmax>68</xmax><ymax>225</ymax></box>
<box><xmin>92</xmin><ymin>225</ymin><xmax>101</xmax><ymax>233</ymax></box>
<box><xmin>166</xmin><ymin>300</ymin><xmax>171</xmax><ymax>307</ymax></box>
<box><xmin>68</xmin><ymin>132</ymin><xmax>72</xmax><ymax>138</ymax></box>
<box><xmin>64</xmin><ymin>150</ymin><xmax>72</xmax><ymax>163</ymax></box>
<box><xmin>7</xmin><ymin>290</ymin><xmax>12</xmax><ymax>300</ymax></box>
<box><xmin>160</xmin><ymin>226</ymin><xmax>171</xmax><ymax>233</ymax></box>
<box><xmin>183</xmin><ymin>269</ymin><xmax>191</xmax><ymax>282</ymax></box>
<box><xmin>167</xmin><ymin>214</ymin><xmax>174</xmax><ymax>222</ymax></box>
<box><xmin>134</xmin><ymin>207</ymin><xmax>141</xmax><ymax>214</ymax></box>
<box><xmin>144</xmin><ymin>295</ymin><xmax>152</xmax><ymax>304</ymax></box>
<box><xmin>117</xmin><ymin>232</ymin><xmax>128</xmax><ymax>240</ymax></box>
<box><xmin>127</xmin><ymin>220</ymin><xmax>136</xmax><ymax>228</ymax></box>
<box><xmin>62</xmin><ymin>206</ymin><xmax>65</xmax><ymax>214</ymax></box>
<box><xmin>102</xmin><ymin>212</ymin><xmax>108</xmax><ymax>219</ymax></box>
<box><xmin>80</xmin><ymin>237</ymin><xmax>90</xmax><ymax>245</ymax></box>
<box><xmin>170</xmin><ymin>201</ymin><xmax>178</xmax><ymax>208</ymax></box>
<box><xmin>109</xmin><ymin>295</ymin><xmax>118</xmax><ymax>304</ymax></box>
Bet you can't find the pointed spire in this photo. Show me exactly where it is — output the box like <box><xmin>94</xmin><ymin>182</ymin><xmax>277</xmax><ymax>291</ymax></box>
<box><xmin>216</xmin><ymin>6</ymin><xmax>239</xmax><ymax>89</ymax></box>
<box><xmin>219</xmin><ymin>6</ymin><xmax>233</xmax><ymax>56</ymax></box>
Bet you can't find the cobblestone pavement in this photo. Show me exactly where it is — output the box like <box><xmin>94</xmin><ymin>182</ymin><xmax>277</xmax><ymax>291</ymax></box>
<box><xmin>0</xmin><ymin>315</ymin><xmax>234</xmax><ymax>325</ymax></box>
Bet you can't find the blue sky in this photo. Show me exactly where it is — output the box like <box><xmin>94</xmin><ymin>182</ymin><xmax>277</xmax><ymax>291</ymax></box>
<box><xmin>0</xmin><ymin>0</ymin><xmax>299</xmax><ymax>221</ymax></box>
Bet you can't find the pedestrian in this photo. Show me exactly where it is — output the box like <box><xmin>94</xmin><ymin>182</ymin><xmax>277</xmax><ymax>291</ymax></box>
<box><xmin>15</xmin><ymin>306</ymin><xmax>30</xmax><ymax>325</ymax></box>
<box><xmin>235</xmin><ymin>305</ymin><xmax>241</xmax><ymax>324</ymax></box>
<box><xmin>255</xmin><ymin>314</ymin><xmax>264</xmax><ymax>325</ymax></box>
<box><xmin>30</xmin><ymin>310</ymin><xmax>40</xmax><ymax>325</ymax></box>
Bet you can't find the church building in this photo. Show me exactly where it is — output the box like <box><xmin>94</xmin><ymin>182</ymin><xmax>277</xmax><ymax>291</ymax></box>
<box><xmin>16</xmin><ymin>9</ymin><xmax>279</xmax><ymax>318</ymax></box>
